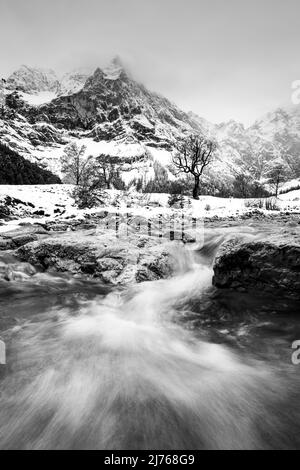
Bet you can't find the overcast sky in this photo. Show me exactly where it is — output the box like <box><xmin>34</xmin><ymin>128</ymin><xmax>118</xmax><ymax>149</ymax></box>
<box><xmin>1</xmin><ymin>0</ymin><xmax>299</xmax><ymax>125</ymax></box>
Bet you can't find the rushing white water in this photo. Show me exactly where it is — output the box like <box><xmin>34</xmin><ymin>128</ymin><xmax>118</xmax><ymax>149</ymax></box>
<box><xmin>0</xmin><ymin>235</ymin><xmax>299</xmax><ymax>449</ymax></box>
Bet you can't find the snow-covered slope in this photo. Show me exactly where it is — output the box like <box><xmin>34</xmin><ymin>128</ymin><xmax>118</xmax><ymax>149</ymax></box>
<box><xmin>59</xmin><ymin>68</ymin><xmax>93</xmax><ymax>96</ymax></box>
<box><xmin>4</xmin><ymin>65</ymin><xmax>93</xmax><ymax>104</ymax></box>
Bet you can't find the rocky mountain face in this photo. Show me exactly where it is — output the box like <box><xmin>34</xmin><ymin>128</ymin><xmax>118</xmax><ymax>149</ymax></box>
<box><xmin>213</xmin><ymin>105</ymin><xmax>300</xmax><ymax>182</ymax></box>
<box><xmin>23</xmin><ymin>57</ymin><xmax>205</xmax><ymax>148</ymax></box>
<box><xmin>1</xmin><ymin>58</ymin><xmax>299</xmax><ymax>186</ymax></box>
<box><xmin>4</xmin><ymin>64</ymin><xmax>91</xmax><ymax>98</ymax></box>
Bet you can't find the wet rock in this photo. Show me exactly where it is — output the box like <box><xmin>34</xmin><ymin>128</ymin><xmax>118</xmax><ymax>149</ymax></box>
<box><xmin>16</xmin><ymin>230</ymin><xmax>176</xmax><ymax>285</ymax></box>
<box><xmin>0</xmin><ymin>224</ymin><xmax>49</xmax><ymax>251</ymax></box>
<box><xmin>136</xmin><ymin>251</ymin><xmax>173</xmax><ymax>282</ymax></box>
<box><xmin>213</xmin><ymin>231</ymin><xmax>300</xmax><ymax>299</ymax></box>
<box><xmin>0</xmin><ymin>260</ymin><xmax>36</xmax><ymax>281</ymax></box>
<box><xmin>11</xmin><ymin>233</ymin><xmax>38</xmax><ymax>247</ymax></box>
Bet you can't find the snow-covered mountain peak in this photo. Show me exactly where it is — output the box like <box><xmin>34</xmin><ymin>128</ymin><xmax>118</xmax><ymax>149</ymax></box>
<box><xmin>103</xmin><ymin>56</ymin><xmax>127</xmax><ymax>80</ymax></box>
<box><xmin>6</xmin><ymin>65</ymin><xmax>60</xmax><ymax>94</ymax></box>
<box><xmin>249</xmin><ymin>103</ymin><xmax>300</xmax><ymax>143</ymax></box>
<box><xmin>59</xmin><ymin>67</ymin><xmax>94</xmax><ymax>96</ymax></box>
<box><xmin>217</xmin><ymin>120</ymin><xmax>245</xmax><ymax>132</ymax></box>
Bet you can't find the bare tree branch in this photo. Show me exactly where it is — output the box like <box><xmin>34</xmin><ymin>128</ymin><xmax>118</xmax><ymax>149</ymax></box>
<box><xmin>172</xmin><ymin>134</ymin><xmax>217</xmax><ymax>199</ymax></box>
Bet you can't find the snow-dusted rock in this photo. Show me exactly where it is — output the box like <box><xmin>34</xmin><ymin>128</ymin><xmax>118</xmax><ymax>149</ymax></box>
<box><xmin>59</xmin><ymin>68</ymin><xmax>93</xmax><ymax>96</ymax></box>
<box><xmin>6</xmin><ymin>65</ymin><xmax>60</xmax><ymax>94</ymax></box>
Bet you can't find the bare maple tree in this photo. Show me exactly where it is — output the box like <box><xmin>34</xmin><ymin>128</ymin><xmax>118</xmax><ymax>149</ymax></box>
<box><xmin>172</xmin><ymin>134</ymin><xmax>217</xmax><ymax>199</ymax></box>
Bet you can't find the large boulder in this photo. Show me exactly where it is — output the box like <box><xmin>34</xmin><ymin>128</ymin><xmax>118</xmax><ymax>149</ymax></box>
<box><xmin>213</xmin><ymin>230</ymin><xmax>300</xmax><ymax>298</ymax></box>
<box><xmin>16</xmin><ymin>229</ymin><xmax>177</xmax><ymax>285</ymax></box>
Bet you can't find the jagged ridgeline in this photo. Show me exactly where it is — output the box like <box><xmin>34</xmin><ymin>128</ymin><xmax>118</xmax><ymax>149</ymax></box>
<box><xmin>0</xmin><ymin>143</ymin><xmax>61</xmax><ymax>184</ymax></box>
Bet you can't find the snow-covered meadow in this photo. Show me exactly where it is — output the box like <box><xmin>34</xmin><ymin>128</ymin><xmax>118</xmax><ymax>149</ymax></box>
<box><xmin>0</xmin><ymin>183</ymin><xmax>299</xmax><ymax>235</ymax></box>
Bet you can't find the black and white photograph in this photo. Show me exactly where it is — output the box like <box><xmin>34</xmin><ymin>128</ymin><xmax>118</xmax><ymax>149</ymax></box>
<box><xmin>0</xmin><ymin>0</ymin><xmax>300</xmax><ymax>452</ymax></box>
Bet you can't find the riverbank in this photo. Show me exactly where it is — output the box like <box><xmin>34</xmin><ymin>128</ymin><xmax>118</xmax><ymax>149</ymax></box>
<box><xmin>0</xmin><ymin>184</ymin><xmax>299</xmax><ymax>295</ymax></box>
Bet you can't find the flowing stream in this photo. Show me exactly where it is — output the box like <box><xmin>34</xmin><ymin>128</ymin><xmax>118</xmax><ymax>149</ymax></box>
<box><xmin>0</xmin><ymin>226</ymin><xmax>300</xmax><ymax>449</ymax></box>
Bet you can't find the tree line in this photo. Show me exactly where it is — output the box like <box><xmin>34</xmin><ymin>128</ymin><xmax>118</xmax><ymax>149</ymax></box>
<box><xmin>62</xmin><ymin>133</ymin><xmax>291</xmax><ymax>209</ymax></box>
<box><xmin>0</xmin><ymin>142</ymin><xmax>61</xmax><ymax>185</ymax></box>
<box><xmin>0</xmin><ymin>132</ymin><xmax>292</xmax><ymax>200</ymax></box>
